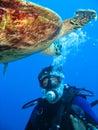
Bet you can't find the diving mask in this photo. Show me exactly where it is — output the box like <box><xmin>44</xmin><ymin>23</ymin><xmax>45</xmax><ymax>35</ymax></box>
<box><xmin>38</xmin><ymin>66</ymin><xmax>64</xmax><ymax>89</ymax></box>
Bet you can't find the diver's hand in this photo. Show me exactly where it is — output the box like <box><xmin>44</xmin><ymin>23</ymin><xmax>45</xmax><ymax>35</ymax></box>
<box><xmin>70</xmin><ymin>114</ymin><xmax>86</xmax><ymax>130</ymax></box>
<box><xmin>70</xmin><ymin>115</ymin><xmax>98</xmax><ymax>130</ymax></box>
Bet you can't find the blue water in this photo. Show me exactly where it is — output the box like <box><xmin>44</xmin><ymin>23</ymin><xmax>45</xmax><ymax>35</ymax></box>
<box><xmin>0</xmin><ymin>0</ymin><xmax>98</xmax><ymax>130</ymax></box>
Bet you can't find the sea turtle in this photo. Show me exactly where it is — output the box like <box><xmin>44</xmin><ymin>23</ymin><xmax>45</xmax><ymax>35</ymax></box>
<box><xmin>0</xmin><ymin>0</ymin><xmax>97</xmax><ymax>73</ymax></box>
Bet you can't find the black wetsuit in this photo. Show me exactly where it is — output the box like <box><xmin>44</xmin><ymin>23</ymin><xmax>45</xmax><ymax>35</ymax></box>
<box><xmin>25</xmin><ymin>88</ymin><xmax>98</xmax><ymax>130</ymax></box>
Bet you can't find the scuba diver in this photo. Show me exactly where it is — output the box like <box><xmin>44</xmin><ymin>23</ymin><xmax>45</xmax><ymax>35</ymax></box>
<box><xmin>23</xmin><ymin>65</ymin><xmax>98</xmax><ymax>130</ymax></box>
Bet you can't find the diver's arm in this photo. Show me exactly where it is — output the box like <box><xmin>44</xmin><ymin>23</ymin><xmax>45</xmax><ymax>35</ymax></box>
<box><xmin>73</xmin><ymin>96</ymin><xmax>98</xmax><ymax>124</ymax></box>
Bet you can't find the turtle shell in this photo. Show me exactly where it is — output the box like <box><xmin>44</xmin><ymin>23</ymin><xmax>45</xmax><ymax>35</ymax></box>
<box><xmin>0</xmin><ymin>0</ymin><xmax>62</xmax><ymax>63</ymax></box>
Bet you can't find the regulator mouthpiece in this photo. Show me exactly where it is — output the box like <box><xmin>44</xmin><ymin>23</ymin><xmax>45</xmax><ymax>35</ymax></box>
<box><xmin>46</xmin><ymin>91</ymin><xmax>57</xmax><ymax>103</ymax></box>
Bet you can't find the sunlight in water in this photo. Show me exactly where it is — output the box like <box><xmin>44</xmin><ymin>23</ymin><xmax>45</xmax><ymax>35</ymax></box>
<box><xmin>52</xmin><ymin>29</ymin><xmax>88</xmax><ymax>68</ymax></box>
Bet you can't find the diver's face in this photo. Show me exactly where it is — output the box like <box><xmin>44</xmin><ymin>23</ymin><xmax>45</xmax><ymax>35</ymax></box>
<box><xmin>41</xmin><ymin>77</ymin><xmax>64</xmax><ymax>104</ymax></box>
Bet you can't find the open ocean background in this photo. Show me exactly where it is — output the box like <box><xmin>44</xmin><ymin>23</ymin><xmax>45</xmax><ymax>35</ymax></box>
<box><xmin>0</xmin><ymin>0</ymin><xmax>98</xmax><ymax>129</ymax></box>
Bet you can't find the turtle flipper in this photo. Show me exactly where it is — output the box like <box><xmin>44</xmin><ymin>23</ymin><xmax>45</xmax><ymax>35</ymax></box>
<box><xmin>60</xmin><ymin>9</ymin><xmax>97</xmax><ymax>37</ymax></box>
<box><xmin>41</xmin><ymin>9</ymin><xmax>97</xmax><ymax>56</ymax></box>
<box><xmin>70</xmin><ymin>9</ymin><xmax>96</xmax><ymax>29</ymax></box>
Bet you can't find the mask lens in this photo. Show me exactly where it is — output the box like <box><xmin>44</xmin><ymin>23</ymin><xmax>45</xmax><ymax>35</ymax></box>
<box><xmin>40</xmin><ymin>75</ymin><xmax>61</xmax><ymax>89</ymax></box>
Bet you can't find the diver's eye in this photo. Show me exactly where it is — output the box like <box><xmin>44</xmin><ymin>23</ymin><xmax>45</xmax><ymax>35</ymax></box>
<box><xmin>42</xmin><ymin>78</ymin><xmax>49</xmax><ymax>88</ymax></box>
